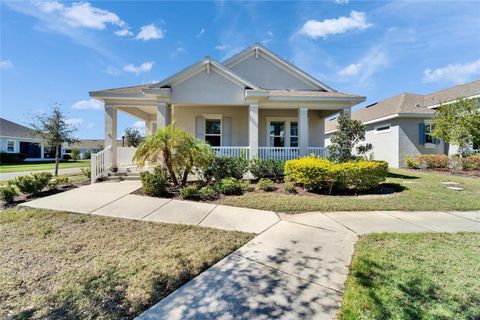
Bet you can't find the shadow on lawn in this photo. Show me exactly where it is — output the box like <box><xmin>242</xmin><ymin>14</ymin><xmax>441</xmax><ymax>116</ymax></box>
<box><xmin>387</xmin><ymin>172</ymin><xmax>420</xmax><ymax>180</ymax></box>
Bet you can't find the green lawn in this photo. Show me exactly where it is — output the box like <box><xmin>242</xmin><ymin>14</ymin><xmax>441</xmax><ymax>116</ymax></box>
<box><xmin>339</xmin><ymin>233</ymin><xmax>480</xmax><ymax>320</ymax></box>
<box><xmin>0</xmin><ymin>209</ymin><xmax>253</xmax><ymax>319</ymax></box>
<box><xmin>0</xmin><ymin>159</ymin><xmax>90</xmax><ymax>173</ymax></box>
<box><xmin>217</xmin><ymin>169</ymin><xmax>480</xmax><ymax>213</ymax></box>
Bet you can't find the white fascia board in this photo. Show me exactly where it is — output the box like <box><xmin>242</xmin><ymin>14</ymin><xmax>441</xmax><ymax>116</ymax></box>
<box><xmin>0</xmin><ymin>135</ymin><xmax>42</xmax><ymax>142</ymax></box>
<box><xmin>427</xmin><ymin>93</ymin><xmax>480</xmax><ymax>109</ymax></box>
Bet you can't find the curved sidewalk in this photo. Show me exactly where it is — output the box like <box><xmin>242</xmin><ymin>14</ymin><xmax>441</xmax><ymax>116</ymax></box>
<box><xmin>19</xmin><ymin>181</ymin><xmax>480</xmax><ymax>319</ymax></box>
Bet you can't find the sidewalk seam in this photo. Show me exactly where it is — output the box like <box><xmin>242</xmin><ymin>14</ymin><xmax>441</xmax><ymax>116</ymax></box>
<box><xmin>322</xmin><ymin>213</ymin><xmax>359</xmax><ymax>235</ymax></box>
<box><xmin>197</xmin><ymin>204</ymin><xmax>218</xmax><ymax>226</ymax></box>
<box><xmin>381</xmin><ymin>211</ymin><xmax>435</xmax><ymax>232</ymax></box>
<box><xmin>140</xmin><ymin>199</ymin><xmax>173</xmax><ymax>221</ymax></box>
<box><xmin>443</xmin><ymin>211</ymin><xmax>480</xmax><ymax>223</ymax></box>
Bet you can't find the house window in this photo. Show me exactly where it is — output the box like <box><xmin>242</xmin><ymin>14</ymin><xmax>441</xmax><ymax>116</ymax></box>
<box><xmin>374</xmin><ymin>123</ymin><xmax>391</xmax><ymax>133</ymax></box>
<box><xmin>205</xmin><ymin>119</ymin><xmax>221</xmax><ymax>146</ymax></box>
<box><xmin>290</xmin><ymin>122</ymin><xmax>298</xmax><ymax>147</ymax></box>
<box><xmin>424</xmin><ymin>123</ymin><xmax>434</xmax><ymax>144</ymax></box>
<box><xmin>269</xmin><ymin>121</ymin><xmax>285</xmax><ymax>147</ymax></box>
<box><xmin>6</xmin><ymin>140</ymin><xmax>14</xmax><ymax>153</ymax></box>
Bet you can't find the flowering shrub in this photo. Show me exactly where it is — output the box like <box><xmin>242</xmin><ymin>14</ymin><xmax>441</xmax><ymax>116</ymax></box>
<box><xmin>404</xmin><ymin>154</ymin><xmax>448</xmax><ymax>169</ymax></box>
<box><xmin>285</xmin><ymin>156</ymin><xmax>388</xmax><ymax>193</ymax></box>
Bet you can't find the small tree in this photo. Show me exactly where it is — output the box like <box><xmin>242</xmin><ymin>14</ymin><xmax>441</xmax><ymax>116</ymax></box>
<box><xmin>31</xmin><ymin>105</ymin><xmax>78</xmax><ymax>175</ymax></box>
<box><xmin>124</xmin><ymin>127</ymin><xmax>143</xmax><ymax>147</ymax></box>
<box><xmin>327</xmin><ymin>113</ymin><xmax>372</xmax><ymax>163</ymax></box>
<box><xmin>432</xmin><ymin>98</ymin><xmax>480</xmax><ymax>156</ymax></box>
<box><xmin>71</xmin><ymin>148</ymin><xmax>80</xmax><ymax>161</ymax></box>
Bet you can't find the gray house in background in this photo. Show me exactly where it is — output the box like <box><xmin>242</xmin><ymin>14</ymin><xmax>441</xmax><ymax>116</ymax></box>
<box><xmin>0</xmin><ymin>118</ymin><xmax>60</xmax><ymax>161</ymax></box>
<box><xmin>62</xmin><ymin>140</ymin><xmax>105</xmax><ymax>159</ymax></box>
<box><xmin>325</xmin><ymin>80</ymin><xmax>480</xmax><ymax>168</ymax></box>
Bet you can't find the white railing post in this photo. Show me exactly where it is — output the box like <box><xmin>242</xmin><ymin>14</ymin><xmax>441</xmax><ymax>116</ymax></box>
<box><xmin>90</xmin><ymin>153</ymin><xmax>96</xmax><ymax>184</ymax></box>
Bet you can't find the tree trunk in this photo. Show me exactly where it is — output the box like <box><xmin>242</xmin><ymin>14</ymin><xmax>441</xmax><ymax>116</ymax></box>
<box><xmin>163</xmin><ymin>150</ymin><xmax>178</xmax><ymax>185</ymax></box>
<box><xmin>54</xmin><ymin>144</ymin><xmax>60</xmax><ymax>176</ymax></box>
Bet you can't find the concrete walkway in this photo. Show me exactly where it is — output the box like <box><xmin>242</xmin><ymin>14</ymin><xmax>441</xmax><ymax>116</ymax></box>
<box><xmin>18</xmin><ymin>181</ymin><xmax>480</xmax><ymax>319</ymax></box>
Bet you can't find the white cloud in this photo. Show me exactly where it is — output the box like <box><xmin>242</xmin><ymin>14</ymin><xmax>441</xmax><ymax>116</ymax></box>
<box><xmin>65</xmin><ymin>118</ymin><xmax>83</xmax><ymax>125</ymax></box>
<box><xmin>123</xmin><ymin>61</ymin><xmax>154</xmax><ymax>75</ymax></box>
<box><xmin>196</xmin><ymin>28</ymin><xmax>206</xmax><ymax>38</ymax></box>
<box><xmin>72</xmin><ymin>99</ymin><xmax>104</xmax><ymax>110</ymax></box>
<box><xmin>214</xmin><ymin>44</ymin><xmax>230</xmax><ymax>50</ymax></box>
<box><xmin>423</xmin><ymin>59</ymin><xmax>480</xmax><ymax>84</ymax></box>
<box><xmin>105</xmin><ymin>66</ymin><xmax>120</xmax><ymax>76</ymax></box>
<box><xmin>298</xmin><ymin>11</ymin><xmax>371</xmax><ymax>39</ymax></box>
<box><xmin>133</xmin><ymin>121</ymin><xmax>146</xmax><ymax>129</ymax></box>
<box><xmin>338</xmin><ymin>46</ymin><xmax>389</xmax><ymax>82</ymax></box>
<box><xmin>339</xmin><ymin>63</ymin><xmax>362</xmax><ymax>77</ymax></box>
<box><xmin>334</xmin><ymin>0</ymin><xmax>350</xmax><ymax>4</ymax></box>
<box><xmin>170</xmin><ymin>47</ymin><xmax>186</xmax><ymax>58</ymax></box>
<box><xmin>35</xmin><ymin>0</ymin><xmax>63</xmax><ymax>13</ymax></box>
<box><xmin>115</xmin><ymin>28</ymin><xmax>133</xmax><ymax>37</ymax></box>
<box><xmin>62</xmin><ymin>2</ymin><xmax>125</xmax><ymax>30</ymax></box>
<box><xmin>135</xmin><ymin>24</ymin><xmax>164</xmax><ymax>41</ymax></box>
<box><xmin>0</xmin><ymin>59</ymin><xmax>14</xmax><ymax>70</ymax></box>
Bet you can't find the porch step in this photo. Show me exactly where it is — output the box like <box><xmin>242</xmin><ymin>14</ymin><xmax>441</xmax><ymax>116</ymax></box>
<box><xmin>104</xmin><ymin>175</ymin><xmax>140</xmax><ymax>182</ymax></box>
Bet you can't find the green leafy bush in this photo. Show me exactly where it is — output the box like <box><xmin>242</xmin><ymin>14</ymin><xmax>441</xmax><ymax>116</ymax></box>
<box><xmin>215</xmin><ymin>177</ymin><xmax>244</xmax><ymax>195</ymax></box>
<box><xmin>140</xmin><ymin>166</ymin><xmax>168</xmax><ymax>197</ymax></box>
<box><xmin>0</xmin><ymin>185</ymin><xmax>18</xmax><ymax>203</ymax></box>
<box><xmin>80</xmin><ymin>167</ymin><xmax>91</xmax><ymax>178</ymax></box>
<box><xmin>206</xmin><ymin>156</ymin><xmax>248</xmax><ymax>181</ymax></box>
<box><xmin>198</xmin><ymin>185</ymin><xmax>218</xmax><ymax>200</ymax></box>
<box><xmin>12</xmin><ymin>172</ymin><xmax>53</xmax><ymax>195</ymax></box>
<box><xmin>257</xmin><ymin>178</ymin><xmax>276</xmax><ymax>192</ymax></box>
<box><xmin>249</xmin><ymin>158</ymin><xmax>284</xmax><ymax>179</ymax></box>
<box><xmin>404</xmin><ymin>155</ymin><xmax>419</xmax><ymax>169</ymax></box>
<box><xmin>83</xmin><ymin>151</ymin><xmax>91</xmax><ymax>159</ymax></box>
<box><xmin>48</xmin><ymin>175</ymin><xmax>69</xmax><ymax>188</ymax></box>
<box><xmin>0</xmin><ymin>152</ymin><xmax>26</xmax><ymax>163</ymax></box>
<box><xmin>463</xmin><ymin>155</ymin><xmax>480</xmax><ymax>171</ymax></box>
<box><xmin>63</xmin><ymin>154</ymin><xmax>72</xmax><ymax>161</ymax></box>
<box><xmin>71</xmin><ymin>148</ymin><xmax>80</xmax><ymax>161</ymax></box>
<box><xmin>180</xmin><ymin>185</ymin><xmax>199</xmax><ymax>200</ymax></box>
<box><xmin>285</xmin><ymin>156</ymin><xmax>388</xmax><ymax>193</ymax></box>
<box><xmin>283</xmin><ymin>181</ymin><xmax>296</xmax><ymax>194</ymax></box>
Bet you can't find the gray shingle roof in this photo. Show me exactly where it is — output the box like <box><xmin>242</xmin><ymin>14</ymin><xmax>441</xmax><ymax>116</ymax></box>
<box><xmin>90</xmin><ymin>83</ymin><xmax>157</xmax><ymax>96</ymax></box>
<box><xmin>0</xmin><ymin>118</ymin><xmax>40</xmax><ymax>140</ymax></box>
<box><xmin>423</xmin><ymin>79</ymin><xmax>480</xmax><ymax>107</ymax></box>
<box><xmin>66</xmin><ymin>139</ymin><xmax>105</xmax><ymax>150</ymax></box>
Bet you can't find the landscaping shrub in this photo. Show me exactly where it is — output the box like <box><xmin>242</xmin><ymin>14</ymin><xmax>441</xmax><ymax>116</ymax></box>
<box><xmin>48</xmin><ymin>175</ymin><xmax>69</xmax><ymax>188</ymax></box>
<box><xmin>0</xmin><ymin>152</ymin><xmax>26</xmax><ymax>164</ymax></box>
<box><xmin>249</xmin><ymin>158</ymin><xmax>284</xmax><ymax>179</ymax></box>
<box><xmin>240</xmin><ymin>180</ymin><xmax>254</xmax><ymax>192</ymax></box>
<box><xmin>257</xmin><ymin>178</ymin><xmax>276</xmax><ymax>192</ymax></box>
<box><xmin>12</xmin><ymin>172</ymin><xmax>53</xmax><ymax>195</ymax></box>
<box><xmin>140</xmin><ymin>166</ymin><xmax>168</xmax><ymax>197</ymax></box>
<box><xmin>283</xmin><ymin>181</ymin><xmax>296</xmax><ymax>194</ymax></box>
<box><xmin>83</xmin><ymin>151</ymin><xmax>91</xmax><ymax>159</ymax></box>
<box><xmin>80</xmin><ymin>167</ymin><xmax>91</xmax><ymax>179</ymax></box>
<box><xmin>180</xmin><ymin>185</ymin><xmax>199</xmax><ymax>200</ymax></box>
<box><xmin>63</xmin><ymin>154</ymin><xmax>72</xmax><ymax>161</ymax></box>
<box><xmin>206</xmin><ymin>156</ymin><xmax>248</xmax><ymax>181</ymax></box>
<box><xmin>404</xmin><ymin>154</ymin><xmax>448</xmax><ymax>169</ymax></box>
<box><xmin>198</xmin><ymin>185</ymin><xmax>218</xmax><ymax>200</ymax></box>
<box><xmin>464</xmin><ymin>155</ymin><xmax>480</xmax><ymax>171</ymax></box>
<box><xmin>285</xmin><ymin>156</ymin><xmax>388</xmax><ymax>193</ymax></box>
<box><xmin>215</xmin><ymin>177</ymin><xmax>244</xmax><ymax>195</ymax></box>
<box><xmin>0</xmin><ymin>185</ymin><xmax>18</xmax><ymax>203</ymax></box>
<box><xmin>71</xmin><ymin>148</ymin><xmax>80</xmax><ymax>161</ymax></box>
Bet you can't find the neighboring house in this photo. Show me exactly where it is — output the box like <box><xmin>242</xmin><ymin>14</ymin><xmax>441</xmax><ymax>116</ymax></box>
<box><xmin>89</xmin><ymin>43</ymin><xmax>365</xmax><ymax>180</ymax></box>
<box><xmin>0</xmin><ymin>118</ymin><xmax>60</xmax><ymax>161</ymax></box>
<box><xmin>63</xmin><ymin>140</ymin><xmax>104</xmax><ymax>159</ymax></box>
<box><xmin>325</xmin><ymin>80</ymin><xmax>480</xmax><ymax>168</ymax></box>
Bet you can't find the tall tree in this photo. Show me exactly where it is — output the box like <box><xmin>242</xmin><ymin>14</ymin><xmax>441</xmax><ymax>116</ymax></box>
<box><xmin>432</xmin><ymin>98</ymin><xmax>480</xmax><ymax>156</ymax></box>
<box><xmin>31</xmin><ymin>104</ymin><xmax>78</xmax><ymax>175</ymax></box>
<box><xmin>327</xmin><ymin>112</ymin><xmax>372</xmax><ymax>163</ymax></box>
<box><xmin>124</xmin><ymin>127</ymin><xmax>143</xmax><ymax>147</ymax></box>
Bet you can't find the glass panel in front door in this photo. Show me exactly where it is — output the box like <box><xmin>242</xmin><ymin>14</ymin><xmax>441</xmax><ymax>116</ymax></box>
<box><xmin>269</xmin><ymin>121</ymin><xmax>285</xmax><ymax>147</ymax></box>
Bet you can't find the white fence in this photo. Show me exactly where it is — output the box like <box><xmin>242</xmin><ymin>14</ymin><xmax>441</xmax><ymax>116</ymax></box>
<box><xmin>90</xmin><ymin>145</ymin><xmax>111</xmax><ymax>184</ymax></box>
<box><xmin>258</xmin><ymin>147</ymin><xmax>299</xmax><ymax>162</ymax></box>
<box><xmin>308</xmin><ymin>147</ymin><xmax>329</xmax><ymax>158</ymax></box>
<box><xmin>212</xmin><ymin>146</ymin><xmax>250</xmax><ymax>159</ymax></box>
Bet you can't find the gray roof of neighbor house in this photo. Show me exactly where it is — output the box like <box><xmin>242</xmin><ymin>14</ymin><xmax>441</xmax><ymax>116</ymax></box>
<box><xmin>0</xmin><ymin>118</ymin><xmax>40</xmax><ymax>140</ymax></box>
<box><xmin>89</xmin><ymin>83</ymin><xmax>156</xmax><ymax>96</ymax></box>
<box><xmin>325</xmin><ymin>80</ymin><xmax>480</xmax><ymax>133</ymax></box>
<box><xmin>65</xmin><ymin>139</ymin><xmax>104</xmax><ymax>150</ymax></box>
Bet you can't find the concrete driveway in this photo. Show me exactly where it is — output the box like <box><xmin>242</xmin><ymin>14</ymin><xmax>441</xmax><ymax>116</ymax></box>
<box><xmin>18</xmin><ymin>181</ymin><xmax>480</xmax><ymax>319</ymax></box>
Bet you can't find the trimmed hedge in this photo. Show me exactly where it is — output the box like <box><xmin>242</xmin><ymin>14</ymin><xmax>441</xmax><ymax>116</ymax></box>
<box><xmin>464</xmin><ymin>155</ymin><xmax>480</xmax><ymax>171</ymax></box>
<box><xmin>285</xmin><ymin>156</ymin><xmax>388</xmax><ymax>193</ymax></box>
<box><xmin>249</xmin><ymin>158</ymin><xmax>284</xmax><ymax>179</ymax></box>
<box><xmin>140</xmin><ymin>166</ymin><xmax>168</xmax><ymax>197</ymax></box>
<box><xmin>206</xmin><ymin>156</ymin><xmax>249</xmax><ymax>181</ymax></box>
<box><xmin>0</xmin><ymin>152</ymin><xmax>26</xmax><ymax>164</ymax></box>
<box><xmin>404</xmin><ymin>154</ymin><xmax>449</xmax><ymax>169</ymax></box>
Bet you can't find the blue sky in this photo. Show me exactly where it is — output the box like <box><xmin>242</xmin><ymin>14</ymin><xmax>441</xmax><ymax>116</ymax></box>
<box><xmin>1</xmin><ymin>0</ymin><xmax>479</xmax><ymax>139</ymax></box>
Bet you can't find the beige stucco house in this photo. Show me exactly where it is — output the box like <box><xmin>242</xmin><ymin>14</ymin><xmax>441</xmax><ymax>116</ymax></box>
<box><xmin>89</xmin><ymin>43</ymin><xmax>365</xmax><ymax>181</ymax></box>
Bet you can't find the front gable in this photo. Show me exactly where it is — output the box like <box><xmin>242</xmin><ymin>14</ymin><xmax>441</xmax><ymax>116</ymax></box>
<box><xmin>224</xmin><ymin>44</ymin><xmax>334</xmax><ymax>91</ymax></box>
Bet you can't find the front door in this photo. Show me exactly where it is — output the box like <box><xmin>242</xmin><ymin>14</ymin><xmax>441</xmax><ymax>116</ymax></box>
<box><xmin>268</xmin><ymin>119</ymin><xmax>298</xmax><ymax>147</ymax></box>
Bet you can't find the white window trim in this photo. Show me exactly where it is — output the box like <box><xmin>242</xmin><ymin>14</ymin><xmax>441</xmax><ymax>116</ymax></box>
<box><xmin>423</xmin><ymin>120</ymin><xmax>436</xmax><ymax>147</ymax></box>
<box><xmin>266</xmin><ymin>117</ymin><xmax>299</xmax><ymax>147</ymax></box>
<box><xmin>204</xmin><ymin>117</ymin><xmax>222</xmax><ymax>146</ymax></box>
<box><xmin>374</xmin><ymin>123</ymin><xmax>391</xmax><ymax>134</ymax></box>
<box><xmin>6</xmin><ymin>140</ymin><xmax>15</xmax><ymax>153</ymax></box>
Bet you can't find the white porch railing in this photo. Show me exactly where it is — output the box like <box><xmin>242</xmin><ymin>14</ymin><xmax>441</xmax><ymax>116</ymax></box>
<box><xmin>212</xmin><ymin>146</ymin><xmax>250</xmax><ymax>159</ymax></box>
<box><xmin>90</xmin><ymin>145</ymin><xmax>111</xmax><ymax>184</ymax></box>
<box><xmin>308</xmin><ymin>147</ymin><xmax>329</xmax><ymax>158</ymax></box>
<box><xmin>471</xmin><ymin>149</ymin><xmax>480</xmax><ymax>155</ymax></box>
<box><xmin>259</xmin><ymin>147</ymin><xmax>299</xmax><ymax>162</ymax></box>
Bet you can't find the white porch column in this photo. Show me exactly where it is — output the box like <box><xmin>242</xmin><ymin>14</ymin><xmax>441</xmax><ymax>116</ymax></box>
<box><xmin>145</xmin><ymin>121</ymin><xmax>153</xmax><ymax>136</ymax></box>
<box><xmin>298</xmin><ymin>107</ymin><xmax>309</xmax><ymax>156</ymax></box>
<box><xmin>156</xmin><ymin>102</ymin><xmax>170</xmax><ymax>128</ymax></box>
<box><xmin>341</xmin><ymin>107</ymin><xmax>351</xmax><ymax>119</ymax></box>
<box><xmin>249</xmin><ymin>103</ymin><xmax>259</xmax><ymax>159</ymax></box>
<box><xmin>40</xmin><ymin>144</ymin><xmax>45</xmax><ymax>159</ymax></box>
<box><xmin>104</xmin><ymin>104</ymin><xmax>117</xmax><ymax>166</ymax></box>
